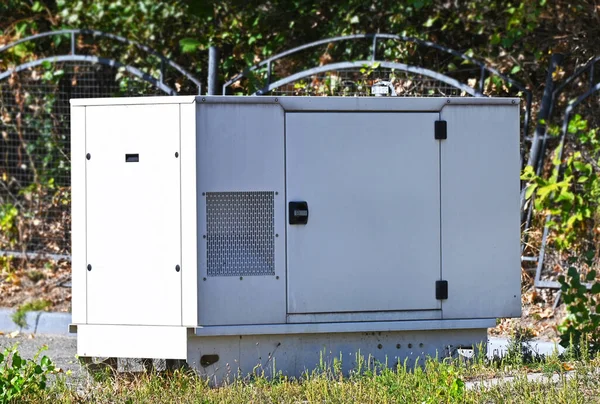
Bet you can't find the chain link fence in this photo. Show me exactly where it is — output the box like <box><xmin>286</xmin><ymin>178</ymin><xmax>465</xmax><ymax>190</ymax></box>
<box><xmin>268</xmin><ymin>66</ymin><xmax>476</xmax><ymax>97</ymax></box>
<box><xmin>1</xmin><ymin>32</ymin><xmax>529</xmax><ymax>270</ymax></box>
<box><xmin>0</xmin><ymin>61</ymin><xmax>163</xmax><ymax>258</ymax></box>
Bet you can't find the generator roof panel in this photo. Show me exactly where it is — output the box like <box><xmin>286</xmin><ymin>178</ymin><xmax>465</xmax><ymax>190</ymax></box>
<box><xmin>71</xmin><ymin>95</ymin><xmax>519</xmax><ymax>111</ymax></box>
<box><xmin>70</xmin><ymin>95</ymin><xmax>196</xmax><ymax>106</ymax></box>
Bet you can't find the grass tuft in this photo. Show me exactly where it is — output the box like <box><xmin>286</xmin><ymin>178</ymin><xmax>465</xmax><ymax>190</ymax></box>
<box><xmin>14</xmin><ymin>350</ymin><xmax>600</xmax><ymax>403</ymax></box>
<box><xmin>11</xmin><ymin>299</ymin><xmax>51</xmax><ymax>329</ymax></box>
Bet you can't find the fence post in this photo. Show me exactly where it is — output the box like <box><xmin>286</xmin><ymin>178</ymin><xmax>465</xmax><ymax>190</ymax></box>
<box><xmin>208</xmin><ymin>46</ymin><xmax>219</xmax><ymax>96</ymax></box>
<box><xmin>520</xmin><ymin>53</ymin><xmax>564</xmax><ymax>220</ymax></box>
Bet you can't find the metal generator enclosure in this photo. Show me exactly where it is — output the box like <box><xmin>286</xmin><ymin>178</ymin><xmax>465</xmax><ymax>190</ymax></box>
<box><xmin>70</xmin><ymin>96</ymin><xmax>521</xmax><ymax>382</ymax></box>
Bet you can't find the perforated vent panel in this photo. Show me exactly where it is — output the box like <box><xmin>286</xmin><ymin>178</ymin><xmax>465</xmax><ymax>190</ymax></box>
<box><xmin>206</xmin><ymin>192</ymin><xmax>275</xmax><ymax>277</ymax></box>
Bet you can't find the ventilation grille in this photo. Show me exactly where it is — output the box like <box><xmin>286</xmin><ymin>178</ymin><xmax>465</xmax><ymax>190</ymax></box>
<box><xmin>206</xmin><ymin>192</ymin><xmax>275</xmax><ymax>277</ymax></box>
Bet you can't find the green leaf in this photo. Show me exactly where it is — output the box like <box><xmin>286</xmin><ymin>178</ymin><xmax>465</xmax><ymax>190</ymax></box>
<box><xmin>591</xmin><ymin>283</ymin><xmax>600</xmax><ymax>295</ymax></box>
<box><xmin>179</xmin><ymin>38</ymin><xmax>200</xmax><ymax>53</ymax></box>
<box><xmin>40</xmin><ymin>356</ymin><xmax>51</xmax><ymax>367</ymax></box>
<box><xmin>525</xmin><ymin>184</ymin><xmax>538</xmax><ymax>199</ymax></box>
<box><xmin>350</xmin><ymin>16</ymin><xmax>359</xmax><ymax>24</ymax></box>
<box><xmin>12</xmin><ymin>354</ymin><xmax>21</xmax><ymax>369</ymax></box>
<box><xmin>520</xmin><ymin>166</ymin><xmax>533</xmax><ymax>180</ymax></box>
<box><xmin>32</xmin><ymin>1</ymin><xmax>43</xmax><ymax>12</ymax></box>
<box><xmin>556</xmin><ymin>190</ymin><xmax>574</xmax><ymax>202</ymax></box>
<box><xmin>423</xmin><ymin>16</ymin><xmax>438</xmax><ymax>27</ymax></box>
<box><xmin>567</xmin><ymin>267</ymin><xmax>579</xmax><ymax>279</ymax></box>
<box><xmin>11</xmin><ymin>44</ymin><xmax>28</xmax><ymax>58</ymax></box>
<box><xmin>510</xmin><ymin>66</ymin><xmax>521</xmax><ymax>74</ymax></box>
<box><xmin>587</xmin><ymin>271</ymin><xmax>597</xmax><ymax>281</ymax></box>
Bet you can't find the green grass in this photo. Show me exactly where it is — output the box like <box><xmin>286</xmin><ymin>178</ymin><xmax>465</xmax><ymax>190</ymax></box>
<box><xmin>17</xmin><ymin>349</ymin><xmax>600</xmax><ymax>404</ymax></box>
<box><xmin>11</xmin><ymin>299</ymin><xmax>51</xmax><ymax>329</ymax></box>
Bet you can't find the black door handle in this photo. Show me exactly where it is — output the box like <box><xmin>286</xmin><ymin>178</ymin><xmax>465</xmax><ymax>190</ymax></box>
<box><xmin>289</xmin><ymin>201</ymin><xmax>309</xmax><ymax>225</ymax></box>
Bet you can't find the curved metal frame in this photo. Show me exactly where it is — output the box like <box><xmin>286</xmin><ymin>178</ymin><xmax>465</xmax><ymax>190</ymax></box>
<box><xmin>530</xmin><ymin>57</ymin><xmax>600</xmax><ymax>180</ymax></box>
<box><xmin>0</xmin><ymin>30</ymin><xmax>203</xmax><ymax>260</ymax></box>
<box><xmin>523</xmin><ymin>56</ymin><xmax>600</xmax><ymax>287</ymax></box>
<box><xmin>0</xmin><ymin>55</ymin><xmax>176</xmax><ymax>94</ymax></box>
<box><xmin>0</xmin><ymin>29</ymin><xmax>202</xmax><ymax>94</ymax></box>
<box><xmin>224</xmin><ymin>33</ymin><xmax>531</xmax><ymax>138</ymax></box>
<box><xmin>253</xmin><ymin>61</ymin><xmax>482</xmax><ymax>97</ymax></box>
<box><xmin>533</xmin><ymin>81</ymin><xmax>600</xmax><ymax>289</ymax></box>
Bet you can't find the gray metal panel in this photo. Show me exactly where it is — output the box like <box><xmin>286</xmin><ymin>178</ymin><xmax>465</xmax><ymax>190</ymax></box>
<box><xmin>72</xmin><ymin>95</ymin><xmax>518</xmax><ymax>108</ymax></box>
<box><xmin>196</xmin><ymin>103</ymin><xmax>286</xmax><ymax>325</ymax></box>
<box><xmin>206</xmin><ymin>191</ymin><xmax>275</xmax><ymax>277</ymax></box>
<box><xmin>287</xmin><ymin>310</ymin><xmax>441</xmax><ymax>324</ymax></box>
<box><xmin>440</xmin><ymin>105</ymin><xmax>521</xmax><ymax>319</ymax></box>
<box><xmin>194</xmin><ymin>318</ymin><xmax>495</xmax><ymax>336</ymax></box>
<box><xmin>286</xmin><ymin>112</ymin><xmax>441</xmax><ymax>314</ymax></box>
<box><xmin>196</xmin><ymin>95</ymin><xmax>519</xmax><ymax>111</ymax></box>
<box><xmin>189</xmin><ymin>328</ymin><xmax>488</xmax><ymax>384</ymax></box>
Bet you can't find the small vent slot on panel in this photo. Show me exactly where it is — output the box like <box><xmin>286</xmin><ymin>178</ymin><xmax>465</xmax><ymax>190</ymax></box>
<box><xmin>125</xmin><ymin>154</ymin><xmax>139</xmax><ymax>162</ymax></box>
<box><xmin>206</xmin><ymin>191</ymin><xmax>275</xmax><ymax>277</ymax></box>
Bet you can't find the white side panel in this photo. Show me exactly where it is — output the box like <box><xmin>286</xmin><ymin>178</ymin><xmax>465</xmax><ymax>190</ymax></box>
<box><xmin>440</xmin><ymin>105</ymin><xmax>521</xmax><ymax>319</ymax></box>
<box><xmin>180</xmin><ymin>102</ymin><xmax>198</xmax><ymax>326</ymax></box>
<box><xmin>286</xmin><ymin>112</ymin><xmax>441</xmax><ymax>314</ymax></box>
<box><xmin>78</xmin><ymin>325</ymin><xmax>187</xmax><ymax>359</ymax></box>
<box><xmin>70</xmin><ymin>106</ymin><xmax>86</xmax><ymax>324</ymax></box>
<box><xmin>85</xmin><ymin>104</ymin><xmax>182</xmax><ymax>326</ymax></box>
<box><xmin>197</xmin><ymin>103</ymin><xmax>286</xmax><ymax>325</ymax></box>
<box><xmin>71</xmin><ymin>96</ymin><xmax>196</xmax><ymax>106</ymax></box>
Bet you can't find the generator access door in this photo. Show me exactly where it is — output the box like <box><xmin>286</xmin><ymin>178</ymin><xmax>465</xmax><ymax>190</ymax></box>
<box><xmin>286</xmin><ymin>112</ymin><xmax>441</xmax><ymax>315</ymax></box>
<box><xmin>85</xmin><ymin>104</ymin><xmax>182</xmax><ymax>326</ymax></box>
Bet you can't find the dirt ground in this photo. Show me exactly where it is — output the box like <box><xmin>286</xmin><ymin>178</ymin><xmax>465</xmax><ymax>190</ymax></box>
<box><xmin>0</xmin><ymin>258</ymin><xmax>72</xmax><ymax>313</ymax></box>
<box><xmin>490</xmin><ymin>284</ymin><xmax>564</xmax><ymax>341</ymax></box>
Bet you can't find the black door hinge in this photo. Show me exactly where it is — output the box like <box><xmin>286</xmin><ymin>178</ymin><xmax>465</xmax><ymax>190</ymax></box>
<box><xmin>436</xmin><ymin>280</ymin><xmax>448</xmax><ymax>300</ymax></box>
<box><xmin>435</xmin><ymin>120</ymin><xmax>447</xmax><ymax>140</ymax></box>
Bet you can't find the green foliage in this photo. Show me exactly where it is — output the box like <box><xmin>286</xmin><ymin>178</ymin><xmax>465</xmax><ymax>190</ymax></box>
<box><xmin>27</xmin><ymin>351</ymin><xmax>600</xmax><ymax>403</ymax></box>
<box><xmin>557</xmin><ymin>251</ymin><xmax>600</xmax><ymax>354</ymax></box>
<box><xmin>521</xmin><ymin>115</ymin><xmax>600</xmax><ymax>250</ymax></box>
<box><xmin>522</xmin><ymin>116</ymin><xmax>600</xmax><ymax>351</ymax></box>
<box><xmin>522</xmin><ymin>115</ymin><xmax>600</xmax><ymax>353</ymax></box>
<box><xmin>11</xmin><ymin>300</ymin><xmax>51</xmax><ymax>330</ymax></box>
<box><xmin>0</xmin><ymin>204</ymin><xmax>19</xmax><ymax>248</ymax></box>
<box><xmin>0</xmin><ymin>345</ymin><xmax>55</xmax><ymax>402</ymax></box>
<box><xmin>504</xmin><ymin>326</ymin><xmax>539</xmax><ymax>365</ymax></box>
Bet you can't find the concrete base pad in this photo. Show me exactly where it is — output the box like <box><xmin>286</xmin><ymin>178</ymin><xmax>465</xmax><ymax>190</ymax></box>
<box><xmin>187</xmin><ymin>328</ymin><xmax>487</xmax><ymax>385</ymax></box>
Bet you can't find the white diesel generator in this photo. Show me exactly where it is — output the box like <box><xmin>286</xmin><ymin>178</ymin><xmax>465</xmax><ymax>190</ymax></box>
<box><xmin>70</xmin><ymin>96</ymin><xmax>521</xmax><ymax>381</ymax></box>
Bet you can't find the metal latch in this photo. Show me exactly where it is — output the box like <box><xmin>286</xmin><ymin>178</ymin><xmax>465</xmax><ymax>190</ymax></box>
<box><xmin>436</xmin><ymin>280</ymin><xmax>448</xmax><ymax>300</ymax></box>
<box><xmin>289</xmin><ymin>201</ymin><xmax>309</xmax><ymax>225</ymax></box>
<box><xmin>435</xmin><ymin>120</ymin><xmax>447</xmax><ymax>140</ymax></box>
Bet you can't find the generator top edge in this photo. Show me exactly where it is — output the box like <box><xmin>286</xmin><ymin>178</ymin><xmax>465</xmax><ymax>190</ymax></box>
<box><xmin>70</xmin><ymin>95</ymin><xmax>519</xmax><ymax>111</ymax></box>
